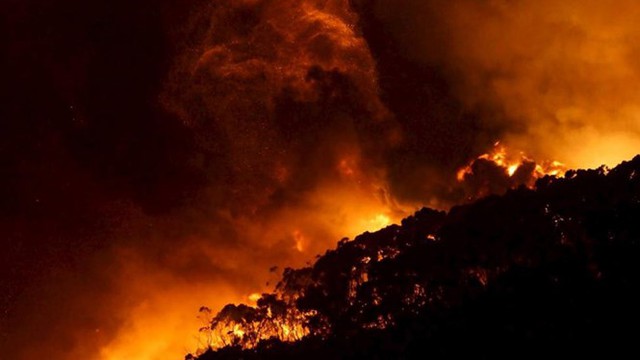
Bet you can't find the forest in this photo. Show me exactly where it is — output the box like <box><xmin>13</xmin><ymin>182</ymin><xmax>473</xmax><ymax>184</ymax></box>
<box><xmin>189</xmin><ymin>156</ymin><xmax>640</xmax><ymax>359</ymax></box>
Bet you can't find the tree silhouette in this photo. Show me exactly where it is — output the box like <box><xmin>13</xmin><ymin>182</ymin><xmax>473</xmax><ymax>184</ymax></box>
<box><xmin>189</xmin><ymin>155</ymin><xmax>640</xmax><ymax>359</ymax></box>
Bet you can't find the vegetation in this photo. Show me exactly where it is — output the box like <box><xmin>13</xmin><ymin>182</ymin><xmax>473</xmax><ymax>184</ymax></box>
<box><xmin>189</xmin><ymin>155</ymin><xmax>640</xmax><ymax>359</ymax></box>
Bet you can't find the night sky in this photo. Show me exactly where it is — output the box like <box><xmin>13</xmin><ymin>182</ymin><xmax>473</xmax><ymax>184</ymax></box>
<box><xmin>2</xmin><ymin>1</ymin><xmax>639</xmax><ymax>359</ymax></box>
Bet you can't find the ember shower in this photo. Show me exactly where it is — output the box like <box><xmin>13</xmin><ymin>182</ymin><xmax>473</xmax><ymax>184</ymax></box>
<box><xmin>1</xmin><ymin>0</ymin><xmax>638</xmax><ymax>359</ymax></box>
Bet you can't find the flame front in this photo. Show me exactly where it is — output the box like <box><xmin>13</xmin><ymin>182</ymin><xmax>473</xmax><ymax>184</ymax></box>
<box><xmin>456</xmin><ymin>142</ymin><xmax>567</xmax><ymax>200</ymax></box>
<box><xmin>457</xmin><ymin>142</ymin><xmax>567</xmax><ymax>183</ymax></box>
<box><xmin>5</xmin><ymin>0</ymin><xmax>640</xmax><ymax>359</ymax></box>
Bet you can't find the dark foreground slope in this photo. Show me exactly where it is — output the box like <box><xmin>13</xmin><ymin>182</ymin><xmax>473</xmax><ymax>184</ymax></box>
<box><xmin>193</xmin><ymin>156</ymin><xmax>640</xmax><ymax>359</ymax></box>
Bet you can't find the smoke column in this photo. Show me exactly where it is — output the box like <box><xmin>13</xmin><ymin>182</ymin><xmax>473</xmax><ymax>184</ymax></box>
<box><xmin>1</xmin><ymin>1</ymin><xmax>638</xmax><ymax>359</ymax></box>
<box><xmin>364</xmin><ymin>0</ymin><xmax>640</xmax><ymax>169</ymax></box>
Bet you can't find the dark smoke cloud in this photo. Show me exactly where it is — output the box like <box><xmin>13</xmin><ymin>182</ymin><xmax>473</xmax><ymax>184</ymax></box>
<box><xmin>2</xmin><ymin>0</ymin><xmax>404</xmax><ymax>358</ymax></box>
<box><xmin>163</xmin><ymin>0</ymin><xmax>398</xmax><ymax>212</ymax></box>
<box><xmin>2</xmin><ymin>0</ymin><xmax>638</xmax><ymax>359</ymax></box>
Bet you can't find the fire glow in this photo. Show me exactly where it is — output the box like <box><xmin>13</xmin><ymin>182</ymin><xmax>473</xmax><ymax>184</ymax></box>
<box><xmin>457</xmin><ymin>142</ymin><xmax>567</xmax><ymax>184</ymax></box>
<box><xmin>97</xmin><ymin>0</ymin><xmax>636</xmax><ymax>356</ymax></box>
<box><xmin>5</xmin><ymin>0</ymin><xmax>639</xmax><ymax>360</ymax></box>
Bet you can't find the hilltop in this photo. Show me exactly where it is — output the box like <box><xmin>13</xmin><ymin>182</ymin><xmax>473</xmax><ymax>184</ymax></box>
<box><xmin>191</xmin><ymin>155</ymin><xmax>640</xmax><ymax>359</ymax></box>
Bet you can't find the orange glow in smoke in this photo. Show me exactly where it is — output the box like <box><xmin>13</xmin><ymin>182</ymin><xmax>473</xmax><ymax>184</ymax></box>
<box><xmin>457</xmin><ymin>142</ymin><xmax>567</xmax><ymax>184</ymax></box>
<box><xmin>98</xmin><ymin>0</ymin><xmax>639</xmax><ymax>358</ymax></box>
<box><xmin>96</xmin><ymin>164</ymin><xmax>410</xmax><ymax>359</ymax></box>
<box><xmin>98</xmin><ymin>280</ymin><xmax>244</xmax><ymax>360</ymax></box>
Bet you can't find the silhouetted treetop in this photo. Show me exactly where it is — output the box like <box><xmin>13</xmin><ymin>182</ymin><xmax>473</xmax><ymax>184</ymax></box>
<box><xmin>190</xmin><ymin>155</ymin><xmax>640</xmax><ymax>359</ymax></box>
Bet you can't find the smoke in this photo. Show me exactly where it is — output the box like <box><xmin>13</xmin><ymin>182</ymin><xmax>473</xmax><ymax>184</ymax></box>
<box><xmin>163</xmin><ymin>0</ymin><xmax>398</xmax><ymax>210</ymax></box>
<box><xmin>365</xmin><ymin>0</ymin><xmax>640</xmax><ymax>168</ymax></box>
<box><xmin>3</xmin><ymin>1</ymin><xmax>639</xmax><ymax>360</ymax></box>
<box><xmin>158</xmin><ymin>0</ymin><xmax>413</xmax><ymax>282</ymax></box>
<box><xmin>98</xmin><ymin>0</ymin><xmax>412</xmax><ymax>358</ymax></box>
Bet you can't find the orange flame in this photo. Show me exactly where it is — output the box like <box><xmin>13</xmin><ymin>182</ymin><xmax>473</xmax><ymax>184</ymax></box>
<box><xmin>457</xmin><ymin>142</ymin><xmax>567</xmax><ymax>185</ymax></box>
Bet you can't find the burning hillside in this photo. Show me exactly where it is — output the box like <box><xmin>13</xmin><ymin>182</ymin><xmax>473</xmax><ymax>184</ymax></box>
<box><xmin>3</xmin><ymin>1</ymin><xmax>640</xmax><ymax>359</ymax></box>
<box><xmin>190</xmin><ymin>155</ymin><xmax>640</xmax><ymax>359</ymax></box>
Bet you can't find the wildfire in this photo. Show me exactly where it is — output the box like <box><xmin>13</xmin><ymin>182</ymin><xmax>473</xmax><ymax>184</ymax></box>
<box><xmin>457</xmin><ymin>142</ymin><xmax>567</xmax><ymax>185</ymax></box>
<box><xmin>199</xmin><ymin>297</ymin><xmax>312</xmax><ymax>352</ymax></box>
<box><xmin>248</xmin><ymin>293</ymin><xmax>262</xmax><ymax>303</ymax></box>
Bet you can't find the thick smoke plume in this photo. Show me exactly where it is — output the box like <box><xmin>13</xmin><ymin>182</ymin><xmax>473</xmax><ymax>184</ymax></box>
<box><xmin>367</xmin><ymin>0</ymin><xmax>640</xmax><ymax>168</ymax></box>
<box><xmin>2</xmin><ymin>1</ymin><xmax>638</xmax><ymax>360</ymax></box>
<box><xmin>102</xmin><ymin>1</ymin><xmax>413</xmax><ymax>358</ymax></box>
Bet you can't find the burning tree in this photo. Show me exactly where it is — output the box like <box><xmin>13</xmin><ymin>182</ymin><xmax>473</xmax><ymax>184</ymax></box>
<box><xmin>190</xmin><ymin>155</ymin><xmax>640</xmax><ymax>359</ymax></box>
<box><xmin>200</xmin><ymin>295</ymin><xmax>312</xmax><ymax>349</ymax></box>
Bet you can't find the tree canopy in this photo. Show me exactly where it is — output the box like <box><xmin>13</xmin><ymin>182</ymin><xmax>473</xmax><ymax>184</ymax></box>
<box><xmin>190</xmin><ymin>155</ymin><xmax>640</xmax><ymax>359</ymax></box>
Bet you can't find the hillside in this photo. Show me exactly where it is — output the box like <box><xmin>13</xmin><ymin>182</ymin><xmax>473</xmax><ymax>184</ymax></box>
<box><xmin>190</xmin><ymin>155</ymin><xmax>640</xmax><ymax>359</ymax></box>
